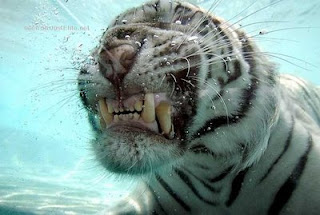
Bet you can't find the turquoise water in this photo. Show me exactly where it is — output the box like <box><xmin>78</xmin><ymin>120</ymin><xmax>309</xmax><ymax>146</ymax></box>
<box><xmin>0</xmin><ymin>0</ymin><xmax>319</xmax><ymax>214</ymax></box>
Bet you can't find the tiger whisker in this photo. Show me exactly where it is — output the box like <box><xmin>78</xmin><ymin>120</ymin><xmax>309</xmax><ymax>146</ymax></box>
<box><xmin>42</xmin><ymin>91</ymin><xmax>80</xmax><ymax>119</ymax></box>
<box><xmin>181</xmin><ymin>76</ymin><xmax>229</xmax><ymax>126</ymax></box>
<box><xmin>175</xmin><ymin>0</ymin><xmax>224</xmax><ymax>50</ymax></box>
<box><xmin>223</xmin><ymin>0</ymin><xmax>285</xmax><ymax>34</ymax></box>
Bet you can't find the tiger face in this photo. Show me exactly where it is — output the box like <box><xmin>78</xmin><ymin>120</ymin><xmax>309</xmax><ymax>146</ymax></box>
<box><xmin>78</xmin><ymin>0</ymin><xmax>278</xmax><ymax>175</ymax></box>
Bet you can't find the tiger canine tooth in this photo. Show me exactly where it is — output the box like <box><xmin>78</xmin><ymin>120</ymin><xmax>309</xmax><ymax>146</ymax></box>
<box><xmin>98</xmin><ymin>100</ymin><xmax>113</xmax><ymax>124</ymax></box>
<box><xmin>99</xmin><ymin>112</ymin><xmax>106</xmax><ymax>129</ymax></box>
<box><xmin>141</xmin><ymin>93</ymin><xmax>155</xmax><ymax>123</ymax></box>
<box><xmin>168</xmin><ymin>124</ymin><xmax>174</xmax><ymax>139</ymax></box>
<box><xmin>134</xmin><ymin>101</ymin><xmax>143</xmax><ymax>111</ymax></box>
<box><xmin>155</xmin><ymin>102</ymin><xmax>172</xmax><ymax>134</ymax></box>
<box><xmin>107</xmin><ymin>102</ymin><xmax>114</xmax><ymax>113</ymax></box>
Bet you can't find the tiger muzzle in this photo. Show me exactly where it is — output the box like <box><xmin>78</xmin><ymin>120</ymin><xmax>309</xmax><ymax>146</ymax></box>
<box><xmin>98</xmin><ymin>43</ymin><xmax>137</xmax><ymax>86</ymax></box>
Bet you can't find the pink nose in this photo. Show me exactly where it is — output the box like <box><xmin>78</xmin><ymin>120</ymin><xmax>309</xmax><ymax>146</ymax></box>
<box><xmin>99</xmin><ymin>44</ymin><xmax>136</xmax><ymax>85</ymax></box>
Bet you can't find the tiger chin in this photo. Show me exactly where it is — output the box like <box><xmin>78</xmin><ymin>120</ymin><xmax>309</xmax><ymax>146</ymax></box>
<box><xmin>78</xmin><ymin>0</ymin><xmax>320</xmax><ymax>214</ymax></box>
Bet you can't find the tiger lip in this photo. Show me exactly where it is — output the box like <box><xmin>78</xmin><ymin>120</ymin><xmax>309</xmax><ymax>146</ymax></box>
<box><xmin>98</xmin><ymin>93</ymin><xmax>174</xmax><ymax>139</ymax></box>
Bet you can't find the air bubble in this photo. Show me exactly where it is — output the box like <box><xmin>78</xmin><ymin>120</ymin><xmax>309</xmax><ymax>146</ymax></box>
<box><xmin>143</xmin><ymin>38</ymin><xmax>148</xmax><ymax>42</ymax></box>
<box><xmin>240</xmin><ymin>38</ymin><xmax>247</xmax><ymax>43</ymax></box>
<box><xmin>175</xmin><ymin>20</ymin><xmax>182</xmax><ymax>25</ymax></box>
<box><xmin>188</xmin><ymin>36</ymin><xmax>198</xmax><ymax>42</ymax></box>
<box><xmin>166</xmin><ymin>62</ymin><xmax>171</xmax><ymax>65</ymax></box>
<box><xmin>227</xmin><ymin>70</ymin><xmax>231</xmax><ymax>74</ymax></box>
<box><xmin>207</xmin><ymin>127</ymin><xmax>211</xmax><ymax>131</ymax></box>
<box><xmin>122</xmin><ymin>19</ymin><xmax>128</xmax><ymax>24</ymax></box>
<box><xmin>125</xmin><ymin>35</ymin><xmax>130</xmax><ymax>39</ymax></box>
<box><xmin>153</xmin><ymin>35</ymin><xmax>159</xmax><ymax>38</ymax></box>
<box><xmin>259</xmin><ymin>29</ymin><xmax>267</xmax><ymax>35</ymax></box>
<box><xmin>135</xmin><ymin>41</ymin><xmax>142</xmax><ymax>47</ymax></box>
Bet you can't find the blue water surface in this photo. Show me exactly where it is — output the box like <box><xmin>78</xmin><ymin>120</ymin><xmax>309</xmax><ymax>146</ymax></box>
<box><xmin>0</xmin><ymin>0</ymin><xmax>319</xmax><ymax>214</ymax></box>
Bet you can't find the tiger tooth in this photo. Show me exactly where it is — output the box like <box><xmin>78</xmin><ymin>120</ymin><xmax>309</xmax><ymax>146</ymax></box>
<box><xmin>155</xmin><ymin>102</ymin><xmax>172</xmax><ymax>135</ymax></box>
<box><xmin>134</xmin><ymin>101</ymin><xmax>143</xmax><ymax>111</ymax></box>
<box><xmin>98</xmin><ymin>109</ymin><xmax>106</xmax><ymax>129</ymax></box>
<box><xmin>114</xmin><ymin>115</ymin><xmax>119</xmax><ymax>122</ymax></box>
<box><xmin>98</xmin><ymin>99</ymin><xmax>113</xmax><ymax>124</ymax></box>
<box><xmin>123</xmin><ymin>114</ymin><xmax>129</xmax><ymax>121</ymax></box>
<box><xmin>168</xmin><ymin>124</ymin><xmax>175</xmax><ymax>139</ymax></box>
<box><xmin>107</xmin><ymin>102</ymin><xmax>114</xmax><ymax>113</ymax></box>
<box><xmin>141</xmin><ymin>93</ymin><xmax>155</xmax><ymax>123</ymax></box>
<box><xmin>133</xmin><ymin>113</ymin><xmax>140</xmax><ymax>120</ymax></box>
<box><xmin>100</xmin><ymin>117</ymin><xmax>106</xmax><ymax>129</ymax></box>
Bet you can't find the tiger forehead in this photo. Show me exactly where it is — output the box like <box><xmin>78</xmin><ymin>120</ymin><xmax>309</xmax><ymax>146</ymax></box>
<box><xmin>110</xmin><ymin>0</ymin><xmax>209</xmax><ymax>27</ymax></box>
<box><xmin>101</xmin><ymin>24</ymin><xmax>184</xmax><ymax>48</ymax></box>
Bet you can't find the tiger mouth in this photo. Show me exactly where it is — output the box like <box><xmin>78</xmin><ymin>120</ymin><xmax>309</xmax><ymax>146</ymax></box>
<box><xmin>98</xmin><ymin>93</ymin><xmax>175</xmax><ymax>139</ymax></box>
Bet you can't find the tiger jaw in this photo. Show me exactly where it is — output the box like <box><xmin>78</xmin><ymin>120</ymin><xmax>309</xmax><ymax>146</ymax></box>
<box><xmin>98</xmin><ymin>93</ymin><xmax>175</xmax><ymax>139</ymax></box>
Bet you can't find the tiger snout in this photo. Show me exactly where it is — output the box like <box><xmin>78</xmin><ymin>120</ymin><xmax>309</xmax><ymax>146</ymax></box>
<box><xmin>98</xmin><ymin>43</ymin><xmax>137</xmax><ymax>85</ymax></box>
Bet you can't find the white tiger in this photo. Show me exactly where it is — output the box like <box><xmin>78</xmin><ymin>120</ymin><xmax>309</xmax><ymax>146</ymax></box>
<box><xmin>77</xmin><ymin>0</ymin><xmax>320</xmax><ymax>214</ymax></box>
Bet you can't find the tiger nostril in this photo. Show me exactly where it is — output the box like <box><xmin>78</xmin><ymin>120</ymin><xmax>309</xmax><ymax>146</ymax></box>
<box><xmin>118</xmin><ymin>45</ymin><xmax>136</xmax><ymax>69</ymax></box>
<box><xmin>99</xmin><ymin>44</ymin><xmax>137</xmax><ymax>85</ymax></box>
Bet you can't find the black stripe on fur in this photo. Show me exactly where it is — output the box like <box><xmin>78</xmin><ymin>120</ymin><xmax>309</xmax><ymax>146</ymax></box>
<box><xmin>226</xmin><ymin>168</ymin><xmax>249</xmax><ymax>207</ymax></box>
<box><xmin>175</xmin><ymin>168</ymin><xmax>218</xmax><ymax>206</ymax></box>
<box><xmin>259</xmin><ymin>116</ymin><xmax>295</xmax><ymax>183</ymax></box>
<box><xmin>156</xmin><ymin>174</ymin><xmax>191</xmax><ymax>212</ymax></box>
<box><xmin>267</xmin><ymin>134</ymin><xmax>313</xmax><ymax>215</ymax></box>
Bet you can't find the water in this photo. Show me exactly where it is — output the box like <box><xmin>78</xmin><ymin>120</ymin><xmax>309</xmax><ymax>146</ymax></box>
<box><xmin>0</xmin><ymin>0</ymin><xmax>319</xmax><ymax>214</ymax></box>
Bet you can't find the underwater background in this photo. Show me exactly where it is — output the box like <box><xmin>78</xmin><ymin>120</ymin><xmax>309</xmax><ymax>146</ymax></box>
<box><xmin>0</xmin><ymin>0</ymin><xmax>319</xmax><ymax>214</ymax></box>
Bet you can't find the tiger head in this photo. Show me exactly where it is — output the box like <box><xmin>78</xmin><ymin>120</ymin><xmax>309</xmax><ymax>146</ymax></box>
<box><xmin>78</xmin><ymin>0</ymin><xmax>279</xmax><ymax>175</ymax></box>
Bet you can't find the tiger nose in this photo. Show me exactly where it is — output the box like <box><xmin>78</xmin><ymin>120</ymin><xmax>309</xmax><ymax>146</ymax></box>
<box><xmin>99</xmin><ymin>44</ymin><xmax>136</xmax><ymax>84</ymax></box>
